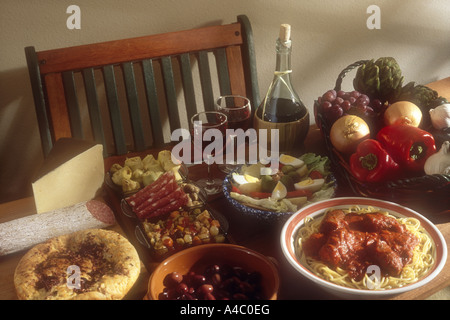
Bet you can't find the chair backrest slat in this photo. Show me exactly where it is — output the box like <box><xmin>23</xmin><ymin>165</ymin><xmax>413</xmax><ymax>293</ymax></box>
<box><xmin>237</xmin><ymin>15</ymin><xmax>260</xmax><ymax>118</ymax></box>
<box><xmin>122</xmin><ymin>62</ymin><xmax>146</xmax><ymax>151</ymax></box>
<box><xmin>25</xmin><ymin>46</ymin><xmax>53</xmax><ymax>156</ymax></box>
<box><xmin>102</xmin><ymin>65</ymin><xmax>127</xmax><ymax>155</ymax></box>
<box><xmin>81</xmin><ymin>68</ymin><xmax>108</xmax><ymax>156</ymax></box>
<box><xmin>26</xmin><ymin>15</ymin><xmax>260</xmax><ymax>157</ymax></box>
<box><xmin>214</xmin><ymin>48</ymin><xmax>232</xmax><ymax>97</ymax></box>
<box><xmin>178</xmin><ymin>53</ymin><xmax>198</xmax><ymax>122</ymax></box>
<box><xmin>141</xmin><ymin>59</ymin><xmax>164</xmax><ymax>147</ymax></box>
<box><xmin>161</xmin><ymin>57</ymin><xmax>181</xmax><ymax>131</ymax></box>
<box><xmin>197</xmin><ymin>51</ymin><xmax>215</xmax><ymax>111</ymax></box>
<box><xmin>61</xmin><ymin>71</ymin><xmax>83</xmax><ymax>140</ymax></box>
<box><xmin>44</xmin><ymin>73</ymin><xmax>72</xmax><ymax>141</ymax></box>
<box><xmin>225</xmin><ymin>46</ymin><xmax>246</xmax><ymax>98</ymax></box>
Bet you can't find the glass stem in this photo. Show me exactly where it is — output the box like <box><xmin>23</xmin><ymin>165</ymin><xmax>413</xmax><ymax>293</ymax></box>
<box><xmin>207</xmin><ymin>164</ymin><xmax>213</xmax><ymax>184</ymax></box>
<box><xmin>206</xmin><ymin>154</ymin><xmax>214</xmax><ymax>185</ymax></box>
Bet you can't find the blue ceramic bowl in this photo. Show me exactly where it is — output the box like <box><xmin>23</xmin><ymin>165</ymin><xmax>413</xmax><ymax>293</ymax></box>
<box><xmin>222</xmin><ymin>167</ymin><xmax>337</xmax><ymax>223</ymax></box>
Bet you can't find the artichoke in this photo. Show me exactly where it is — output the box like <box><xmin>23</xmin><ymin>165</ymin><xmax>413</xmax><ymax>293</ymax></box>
<box><xmin>393</xmin><ymin>81</ymin><xmax>439</xmax><ymax>108</ymax></box>
<box><xmin>393</xmin><ymin>82</ymin><xmax>441</xmax><ymax>128</ymax></box>
<box><xmin>353</xmin><ymin>57</ymin><xmax>404</xmax><ymax>102</ymax></box>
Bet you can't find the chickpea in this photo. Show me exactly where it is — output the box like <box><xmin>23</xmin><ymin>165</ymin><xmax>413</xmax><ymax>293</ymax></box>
<box><xmin>210</xmin><ymin>226</ymin><xmax>219</xmax><ymax>236</ymax></box>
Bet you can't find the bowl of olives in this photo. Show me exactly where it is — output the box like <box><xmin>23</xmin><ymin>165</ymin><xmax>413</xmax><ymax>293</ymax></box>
<box><xmin>145</xmin><ymin>243</ymin><xmax>279</xmax><ymax>300</ymax></box>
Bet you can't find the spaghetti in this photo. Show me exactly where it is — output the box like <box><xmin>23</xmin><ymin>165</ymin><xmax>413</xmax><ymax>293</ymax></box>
<box><xmin>294</xmin><ymin>206</ymin><xmax>435</xmax><ymax>290</ymax></box>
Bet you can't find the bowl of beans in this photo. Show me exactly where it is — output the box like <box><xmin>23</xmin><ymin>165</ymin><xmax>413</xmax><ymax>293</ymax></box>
<box><xmin>145</xmin><ymin>243</ymin><xmax>279</xmax><ymax>300</ymax></box>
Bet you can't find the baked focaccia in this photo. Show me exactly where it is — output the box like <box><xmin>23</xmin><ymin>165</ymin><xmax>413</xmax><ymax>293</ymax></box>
<box><xmin>14</xmin><ymin>229</ymin><xmax>140</xmax><ymax>300</ymax></box>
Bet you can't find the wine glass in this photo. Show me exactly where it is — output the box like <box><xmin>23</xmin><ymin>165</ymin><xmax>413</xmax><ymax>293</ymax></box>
<box><xmin>190</xmin><ymin>111</ymin><xmax>228</xmax><ymax>195</ymax></box>
<box><xmin>215</xmin><ymin>95</ymin><xmax>251</xmax><ymax>173</ymax></box>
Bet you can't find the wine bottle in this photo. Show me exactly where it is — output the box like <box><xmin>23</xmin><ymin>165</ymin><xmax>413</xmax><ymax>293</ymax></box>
<box><xmin>254</xmin><ymin>24</ymin><xmax>309</xmax><ymax>156</ymax></box>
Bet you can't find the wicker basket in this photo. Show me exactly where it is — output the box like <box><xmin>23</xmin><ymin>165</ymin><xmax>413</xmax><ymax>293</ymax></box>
<box><xmin>314</xmin><ymin>60</ymin><xmax>450</xmax><ymax>211</ymax></box>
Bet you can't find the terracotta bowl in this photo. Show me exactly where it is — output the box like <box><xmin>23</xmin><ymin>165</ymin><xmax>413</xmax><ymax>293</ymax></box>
<box><xmin>145</xmin><ymin>243</ymin><xmax>279</xmax><ymax>300</ymax></box>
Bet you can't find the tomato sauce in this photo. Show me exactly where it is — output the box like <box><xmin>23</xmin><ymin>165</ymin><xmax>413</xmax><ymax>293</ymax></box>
<box><xmin>302</xmin><ymin>209</ymin><xmax>419</xmax><ymax>281</ymax></box>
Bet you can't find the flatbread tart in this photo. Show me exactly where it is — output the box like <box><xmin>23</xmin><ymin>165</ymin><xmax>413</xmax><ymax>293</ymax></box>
<box><xmin>14</xmin><ymin>229</ymin><xmax>140</xmax><ymax>300</ymax></box>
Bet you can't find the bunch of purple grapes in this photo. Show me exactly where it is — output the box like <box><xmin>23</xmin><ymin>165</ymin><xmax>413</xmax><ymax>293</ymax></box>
<box><xmin>318</xmin><ymin>89</ymin><xmax>385</xmax><ymax>125</ymax></box>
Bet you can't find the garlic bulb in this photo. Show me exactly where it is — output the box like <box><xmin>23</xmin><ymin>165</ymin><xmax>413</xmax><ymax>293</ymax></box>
<box><xmin>429</xmin><ymin>103</ymin><xmax>450</xmax><ymax>130</ymax></box>
<box><xmin>424</xmin><ymin>141</ymin><xmax>450</xmax><ymax>175</ymax></box>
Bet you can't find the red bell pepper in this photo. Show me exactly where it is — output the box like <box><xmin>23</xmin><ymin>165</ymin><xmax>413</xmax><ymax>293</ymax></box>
<box><xmin>350</xmin><ymin>139</ymin><xmax>400</xmax><ymax>183</ymax></box>
<box><xmin>309</xmin><ymin>170</ymin><xmax>324</xmax><ymax>179</ymax></box>
<box><xmin>286</xmin><ymin>189</ymin><xmax>313</xmax><ymax>199</ymax></box>
<box><xmin>231</xmin><ymin>185</ymin><xmax>242</xmax><ymax>194</ymax></box>
<box><xmin>376</xmin><ymin>125</ymin><xmax>436</xmax><ymax>172</ymax></box>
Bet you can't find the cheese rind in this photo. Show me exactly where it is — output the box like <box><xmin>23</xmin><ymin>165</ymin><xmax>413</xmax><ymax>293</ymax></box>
<box><xmin>32</xmin><ymin>143</ymin><xmax>104</xmax><ymax>213</ymax></box>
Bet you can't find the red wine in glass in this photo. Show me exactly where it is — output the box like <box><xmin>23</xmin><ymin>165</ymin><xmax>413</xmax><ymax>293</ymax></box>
<box><xmin>215</xmin><ymin>95</ymin><xmax>251</xmax><ymax>173</ymax></box>
<box><xmin>190</xmin><ymin>111</ymin><xmax>228</xmax><ymax>195</ymax></box>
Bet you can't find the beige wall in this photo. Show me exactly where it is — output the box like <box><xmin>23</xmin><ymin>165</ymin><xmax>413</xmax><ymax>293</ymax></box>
<box><xmin>1</xmin><ymin>0</ymin><xmax>449</xmax><ymax>204</ymax></box>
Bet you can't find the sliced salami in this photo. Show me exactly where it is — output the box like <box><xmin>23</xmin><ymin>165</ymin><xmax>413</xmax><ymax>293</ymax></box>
<box><xmin>126</xmin><ymin>171</ymin><xmax>174</xmax><ymax>207</ymax></box>
<box><xmin>133</xmin><ymin>179</ymin><xmax>178</xmax><ymax>213</ymax></box>
<box><xmin>135</xmin><ymin>187</ymin><xmax>185</xmax><ymax>220</ymax></box>
<box><xmin>86</xmin><ymin>200</ymin><xmax>116</xmax><ymax>225</ymax></box>
<box><xmin>144</xmin><ymin>193</ymin><xmax>189</xmax><ymax>219</ymax></box>
<box><xmin>0</xmin><ymin>200</ymin><xmax>115</xmax><ymax>256</ymax></box>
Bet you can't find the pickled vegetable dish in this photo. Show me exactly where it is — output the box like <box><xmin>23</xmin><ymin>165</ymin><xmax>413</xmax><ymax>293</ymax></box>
<box><xmin>142</xmin><ymin>208</ymin><xmax>226</xmax><ymax>257</ymax></box>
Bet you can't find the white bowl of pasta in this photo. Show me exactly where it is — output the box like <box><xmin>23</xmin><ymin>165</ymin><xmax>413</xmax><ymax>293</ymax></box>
<box><xmin>280</xmin><ymin>197</ymin><xmax>447</xmax><ymax>299</ymax></box>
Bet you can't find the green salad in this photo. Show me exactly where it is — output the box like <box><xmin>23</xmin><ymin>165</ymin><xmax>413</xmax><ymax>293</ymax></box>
<box><xmin>229</xmin><ymin>153</ymin><xmax>336</xmax><ymax>212</ymax></box>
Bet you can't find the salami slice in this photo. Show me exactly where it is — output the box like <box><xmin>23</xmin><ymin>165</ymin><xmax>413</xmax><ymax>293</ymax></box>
<box><xmin>133</xmin><ymin>179</ymin><xmax>178</xmax><ymax>213</ymax></box>
<box><xmin>135</xmin><ymin>187</ymin><xmax>185</xmax><ymax>220</ymax></box>
<box><xmin>0</xmin><ymin>200</ymin><xmax>115</xmax><ymax>256</ymax></box>
<box><xmin>126</xmin><ymin>171</ymin><xmax>175</xmax><ymax>207</ymax></box>
<box><xmin>144</xmin><ymin>193</ymin><xmax>189</xmax><ymax>220</ymax></box>
<box><xmin>86</xmin><ymin>200</ymin><xmax>116</xmax><ymax>225</ymax></box>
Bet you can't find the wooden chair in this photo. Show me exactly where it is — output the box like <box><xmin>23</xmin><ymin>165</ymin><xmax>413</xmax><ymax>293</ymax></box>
<box><xmin>25</xmin><ymin>15</ymin><xmax>260</xmax><ymax>157</ymax></box>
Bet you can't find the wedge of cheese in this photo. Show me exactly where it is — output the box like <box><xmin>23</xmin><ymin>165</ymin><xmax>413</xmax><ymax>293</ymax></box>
<box><xmin>32</xmin><ymin>138</ymin><xmax>104</xmax><ymax>213</ymax></box>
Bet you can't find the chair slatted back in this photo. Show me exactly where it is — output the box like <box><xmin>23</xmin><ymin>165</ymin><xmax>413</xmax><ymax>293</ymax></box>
<box><xmin>25</xmin><ymin>15</ymin><xmax>260</xmax><ymax>157</ymax></box>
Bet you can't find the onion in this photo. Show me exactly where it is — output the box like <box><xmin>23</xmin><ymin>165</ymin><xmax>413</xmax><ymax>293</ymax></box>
<box><xmin>384</xmin><ymin>101</ymin><xmax>422</xmax><ymax>127</ymax></box>
<box><xmin>330</xmin><ymin>115</ymin><xmax>370</xmax><ymax>154</ymax></box>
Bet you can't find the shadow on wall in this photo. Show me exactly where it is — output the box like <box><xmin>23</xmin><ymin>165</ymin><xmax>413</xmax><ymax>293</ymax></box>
<box><xmin>254</xmin><ymin>1</ymin><xmax>450</xmax><ymax>107</ymax></box>
<box><xmin>0</xmin><ymin>19</ymin><xmax>228</xmax><ymax>205</ymax></box>
<box><xmin>0</xmin><ymin>66</ymin><xmax>44</xmax><ymax>204</ymax></box>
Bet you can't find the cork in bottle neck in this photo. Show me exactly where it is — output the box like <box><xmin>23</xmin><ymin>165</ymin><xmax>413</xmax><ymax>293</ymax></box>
<box><xmin>279</xmin><ymin>24</ymin><xmax>291</xmax><ymax>42</ymax></box>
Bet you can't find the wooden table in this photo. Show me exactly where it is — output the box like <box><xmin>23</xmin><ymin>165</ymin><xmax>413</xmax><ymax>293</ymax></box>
<box><xmin>0</xmin><ymin>196</ymin><xmax>151</xmax><ymax>300</ymax></box>
<box><xmin>1</xmin><ymin>124</ymin><xmax>449</xmax><ymax>300</ymax></box>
